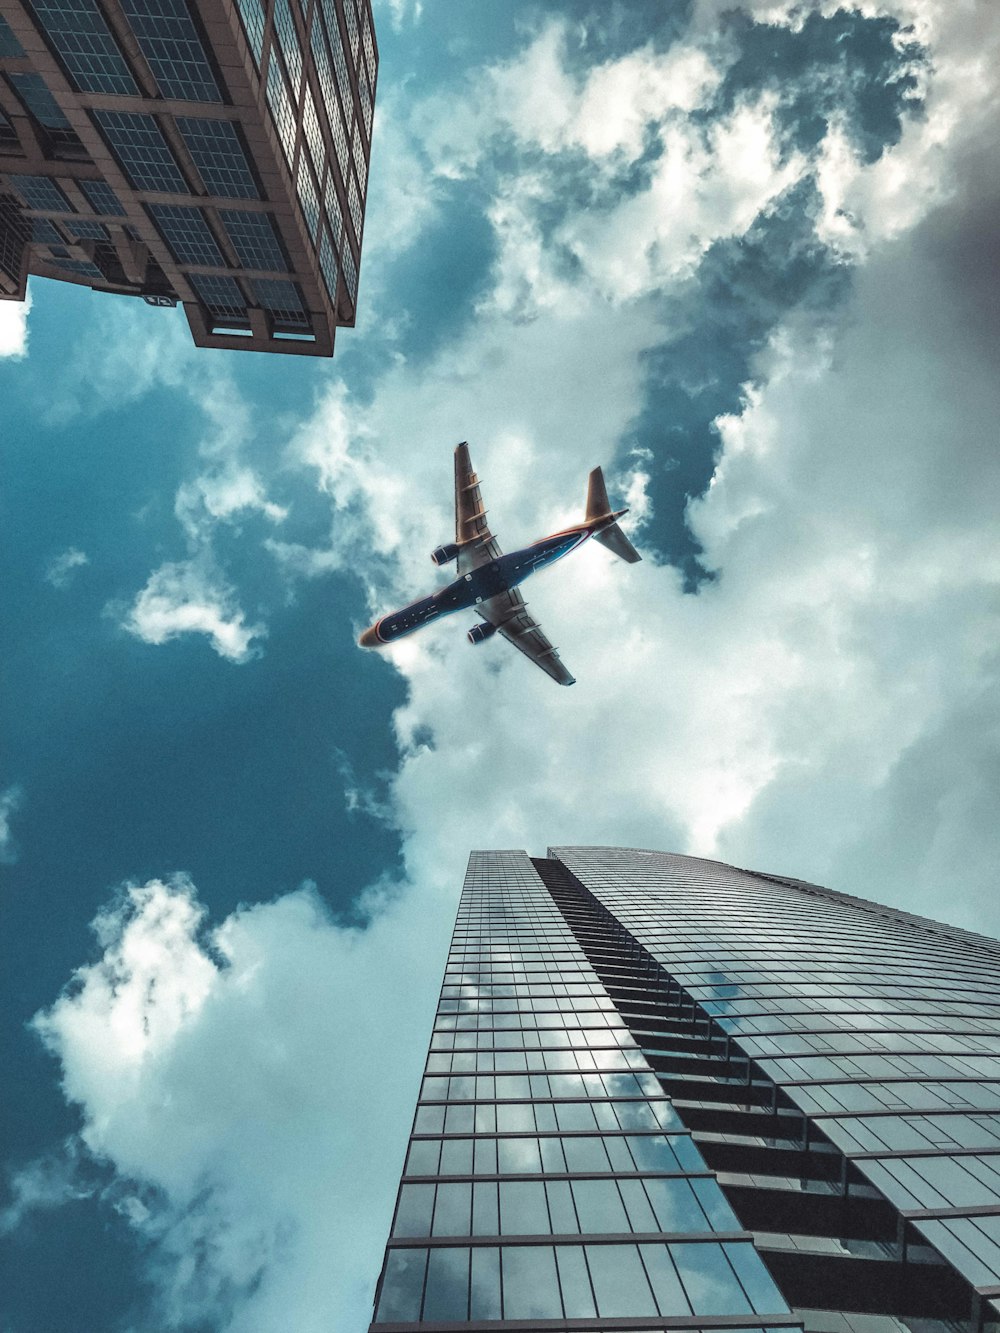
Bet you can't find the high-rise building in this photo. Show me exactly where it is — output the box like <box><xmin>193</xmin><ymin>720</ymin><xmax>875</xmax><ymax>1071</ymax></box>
<box><xmin>0</xmin><ymin>0</ymin><xmax>375</xmax><ymax>354</ymax></box>
<box><xmin>370</xmin><ymin>847</ymin><xmax>1000</xmax><ymax>1333</ymax></box>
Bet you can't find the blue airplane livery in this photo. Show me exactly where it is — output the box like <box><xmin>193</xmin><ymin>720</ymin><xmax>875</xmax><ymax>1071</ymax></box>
<box><xmin>359</xmin><ymin>442</ymin><xmax>641</xmax><ymax>685</ymax></box>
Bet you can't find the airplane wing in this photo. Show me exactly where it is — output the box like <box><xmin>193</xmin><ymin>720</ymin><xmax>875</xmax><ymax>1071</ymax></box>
<box><xmin>454</xmin><ymin>441</ymin><xmax>502</xmax><ymax>575</ymax></box>
<box><xmin>478</xmin><ymin>588</ymin><xmax>576</xmax><ymax>687</ymax></box>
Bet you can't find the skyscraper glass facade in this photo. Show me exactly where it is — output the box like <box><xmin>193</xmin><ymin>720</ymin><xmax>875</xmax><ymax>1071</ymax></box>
<box><xmin>0</xmin><ymin>0</ymin><xmax>376</xmax><ymax>354</ymax></box>
<box><xmin>371</xmin><ymin>848</ymin><xmax>1000</xmax><ymax>1332</ymax></box>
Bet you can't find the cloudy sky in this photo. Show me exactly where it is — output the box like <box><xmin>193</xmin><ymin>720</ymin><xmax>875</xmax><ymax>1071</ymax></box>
<box><xmin>2</xmin><ymin>0</ymin><xmax>999</xmax><ymax>1328</ymax></box>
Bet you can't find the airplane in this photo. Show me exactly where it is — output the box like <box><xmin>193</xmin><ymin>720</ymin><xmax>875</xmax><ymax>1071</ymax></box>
<box><xmin>358</xmin><ymin>442</ymin><xmax>641</xmax><ymax>685</ymax></box>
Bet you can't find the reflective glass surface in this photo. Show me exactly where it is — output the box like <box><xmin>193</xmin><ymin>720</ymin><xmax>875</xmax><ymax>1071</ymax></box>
<box><xmin>371</xmin><ymin>851</ymin><xmax>789</xmax><ymax>1328</ymax></box>
<box><xmin>175</xmin><ymin>116</ymin><xmax>259</xmax><ymax>199</ymax></box>
<box><xmin>28</xmin><ymin>0</ymin><xmax>137</xmax><ymax>95</ymax></box>
<box><xmin>119</xmin><ymin>0</ymin><xmax>222</xmax><ymax>102</ymax></box>
<box><xmin>91</xmin><ymin>110</ymin><xmax>187</xmax><ymax>193</ymax></box>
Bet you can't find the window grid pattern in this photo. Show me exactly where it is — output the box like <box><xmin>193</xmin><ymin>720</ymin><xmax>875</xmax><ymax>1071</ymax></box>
<box><xmin>295</xmin><ymin>155</ymin><xmax>318</xmax><ymax>241</ymax></box>
<box><xmin>323</xmin><ymin>172</ymin><xmax>343</xmax><ymax>251</ymax></box>
<box><xmin>175</xmin><ymin>116</ymin><xmax>259</xmax><ymax>199</ymax></box>
<box><xmin>52</xmin><ymin>256</ymin><xmax>102</xmax><ymax>277</ymax></box>
<box><xmin>219</xmin><ymin>209</ymin><xmax>286</xmax><ymax>271</ymax></box>
<box><xmin>6</xmin><ymin>173</ymin><xmax>73</xmax><ymax>211</ymax></box>
<box><xmin>271</xmin><ymin>0</ymin><xmax>302</xmax><ymax>96</ymax></box>
<box><xmin>554</xmin><ymin>845</ymin><xmax>1000</xmax><ymax>1301</ymax></box>
<box><xmin>118</xmin><ymin>0</ymin><xmax>222</xmax><ymax>103</ymax></box>
<box><xmin>92</xmin><ymin>110</ymin><xmax>187</xmax><ymax>192</ymax></box>
<box><xmin>28</xmin><ymin>0</ymin><xmax>137</xmax><ymax>93</ymax></box>
<box><xmin>27</xmin><ymin>0</ymin><xmax>138</xmax><ymax>94</ymax></box>
<box><xmin>302</xmin><ymin>87</ymin><xmax>324</xmax><ymax>175</ymax></box>
<box><xmin>79</xmin><ymin>179</ymin><xmax>126</xmax><ymax>216</ymax></box>
<box><xmin>251</xmin><ymin>276</ymin><xmax>305</xmax><ymax>324</ymax></box>
<box><xmin>146</xmin><ymin>203</ymin><xmax>223</xmax><ymax>265</ymax></box>
<box><xmin>0</xmin><ymin>14</ymin><xmax>25</xmax><ymax>56</ymax></box>
<box><xmin>341</xmin><ymin>238</ymin><xmax>355</xmax><ymax>303</ymax></box>
<box><xmin>63</xmin><ymin>218</ymin><xmax>108</xmax><ymax>239</ymax></box>
<box><xmin>31</xmin><ymin>218</ymin><xmax>64</xmax><ymax>243</ymax></box>
<box><xmin>265</xmin><ymin>54</ymin><xmax>297</xmax><ymax>169</ymax></box>
<box><xmin>188</xmin><ymin>271</ymin><xmax>244</xmax><ymax>317</ymax></box>
<box><xmin>234</xmin><ymin>0</ymin><xmax>264</xmax><ymax>65</ymax></box>
<box><xmin>371</xmin><ymin>852</ymin><xmax>790</xmax><ymax>1328</ymax></box>
<box><xmin>8</xmin><ymin>72</ymin><xmax>71</xmax><ymax>128</ymax></box>
<box><xmin>318</xmin><ymin>222</ymin><xmax>337</xmax><ymax>302</ymax></box>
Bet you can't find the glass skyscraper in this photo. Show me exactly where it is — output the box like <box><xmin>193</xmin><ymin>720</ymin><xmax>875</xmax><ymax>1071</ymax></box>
<box><xmin>370</xmin><ymin>847</ymin><xmax>1000</xmax><ymax>1332</ymax></box>
<box><xmin>0</xmin><ymin>0</ymin><xmax>375</xmax><ymax>354</ymax></box>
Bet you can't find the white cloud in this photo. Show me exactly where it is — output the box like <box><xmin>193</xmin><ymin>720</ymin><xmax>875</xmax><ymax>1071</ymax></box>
<box><xmin>0</xmin><ymin>784</ymin><xmax>22</xmax><ymax>865</ymax></box>
<box><xmin>123</xmin><ymin>559</ymin><xmax>265</xmax><ymax>663</ymax></box>
<box><xmin>44</xmin><ymin>546</ymin><xmax>88</xmax><ymax>589</ymax></box>
<box><xmin>0</xmin><ymin>290</ymin><xmax>30</xmax><ymax>359</ymax></box>
<box><xmin>31</xmin><ymin>873</ymin><xmax>450</xmax><ymax>1333</ymax></box>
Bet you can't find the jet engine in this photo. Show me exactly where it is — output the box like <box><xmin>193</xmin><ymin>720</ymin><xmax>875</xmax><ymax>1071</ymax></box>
<box><xmin>467</xmin><ymin>622</ymin><xmax>499</xmax><ymax>645</ymax></box>
<box><xmin>431</xmin><ymin>543</ymin><xmax>460</xmax><ymax>566</ymax></box>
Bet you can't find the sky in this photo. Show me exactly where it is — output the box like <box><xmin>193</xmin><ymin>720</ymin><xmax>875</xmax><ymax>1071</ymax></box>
<box><xmin>1</xmin><ymin>0</ymin><xmax>999</xmax><ymax>1328</ymax></box>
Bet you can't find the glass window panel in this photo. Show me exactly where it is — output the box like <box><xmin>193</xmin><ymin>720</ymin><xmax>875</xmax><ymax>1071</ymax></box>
<box><xmin>439</xmin><ymin>1138</ymin><xmax>472</xmax><ymax>1175</ymax></box>
<box><xmin>671</xmin><ymin>1241</ymin><xmax>753</xmax><ymax>1315</ymax></box>
<box><xmin>539</xmin><ymin>1136</ymin><xmax>566</xmax><ymax>1172</ymax></box>
<box><xmin>556</xmin><ymin>1245</ymin><xmax>596</xmax><ymax>1318</ymax></box>
<box><xmin>28</xmin><ymin>0</ymin><xmax>136</xmax><ymax>95</ymax></box>
<box><xmin>119</xmin><ymin>0</ymin><xmax>221</xmax><ymax>102</ymax></box>
<box><xmin>234</xmin><ymin>0</ymin><xmax>265</xmax><ymax>64</ymax></box>
<box><xmin>572</xmin><ymin>1179</ymin><xmax>630</xmax><ymax>1234</ymax></box>
<box><xmin>586</xmin><ymin>1243</ymin><xmax>658</xmax><ymax>1317</ymax></box>
<box><xmin>176</xmin><ymin>116</ymin><xmax>259</xmax><ymax>199</ymax></box>
<box><xmin>554</xmin><ymin>1102</ymin><xmax>597</xmax><ymax>1132</ymax></box>
<box><xmin>638</xmin><ymin>1242</ymin><xmax>691</xmax><ymax>1315</ymax></box>
<box><xmin>644</xmin><ymin>1178</ymin><xmax>708</xmax><ymax>1234</ymax></box>
<box><xmin>724</xmin><ymin>1242</ymin><xmax>789</xmax><ymax>1314</ymax></box>
<box><xmin>0</xmin><ymin>14</ymin><xmax>25</xmax><ymax>56</ymax></box>
<box><xmin>472</xmin><ymin>1181</ymin><xmax>498</xmax><ymax>1236</ymax></box>
<box><xmin>500</xmin><ymin>1180</ymin><xmax>550</xmax><ymax>1235</ymax></box>
<box><xmin>619</xmin><ymin>1178</ymin><xmax>659</xmax><ymax>1232</ymax></box>
<box><xmin>375</xmin><ymin>1248</ymin><xmax>426</xmax><ymax>1324</ymax></box>
<box><xmin>147</xmin><ymin>204</ymin><xmax>222</xmax><ymax>265</ymax></box>
<box><xmin>546</xmin><ymin>1179</ymin><xmax>578</xmax><ymax>1234</ymax></box>
<box><xmin>405</xmin><ymin>1140</ymin><xmax>439</xmax><ymax>1176</ymax></box>
<box><xmin>93</xmin><ymin>110</ymin><xmax>189</xmax><ymax>194</ymax></box>
<box><xmin>501</xmin><ymin>1245</ymin><xmax>563</xmax><ymax>1320</ymax></box>
<box><xmin>613</xmin><ymin>1101</ymin><xmax>660</xmax><ymax>1131</ymax></box>
<box><xmin>473</xmin><ymin>1104</ymin><xmax>496</xmax><ymax>1133</ymax></box>
<box><xmin>9</xmin><ymin>73</ymin><xmax>70</xmax><ymax>129</ymax></box>
<box><xmin>497</xmin><ymin>1137</ymin><xmax>541</xmax><ymax>1174</ymax></box>
<box><xmin>393</xmin><ymin>1183</ymin><xmax>433</xmax><ymax>1238</ymax></box>
<box><xmin>414</xmin><ymin>1105</ymin><xmax>444</xmax><ymax>1134</ymax></box>
<box><xmin>496</xmin><ymin>1102</ymin><xmax>534</xmax><ymax>1133</ymax></box>
<box><xmin>433</xmin><ymin>1182</ymin><xmax>471</xmax><ymax>1237</ymax></box>
<box><xmin>79</xmin><ymin>180</ymin><xmax>125</xmax><ymax>216</ymax></box>
<box><xmin>474</xmin><ymin>1137</ymin><xmax>497</xmax><ymax>1174</ymax></box>
<box><xmin>423</xmin><ymin>1246</ymin><xmax>469</xmax><ymax>1323</ymax></box>
<box><xmin>692</xmin><ymin>1178</ymin><xmax>740</xmax><ymax>1231</ymax></box>
<box><xmin>469</xmin><ymin>1247</ymin><xmax>501</xmax><ymax>1320</ymax></box>
<box><xmin>7</xmin><ymin>174</ymin><xmax>73</xmax><ymax>212</ymax></box>
<box><xmin>188</xmin><ymin>273</ymin><xmax>244</xmax><ymax>318</ymax></box>
<box><xmin>562</xmin><ymin>1136</ymin><xmax>610</xmax><ymax>1172</ymax></box>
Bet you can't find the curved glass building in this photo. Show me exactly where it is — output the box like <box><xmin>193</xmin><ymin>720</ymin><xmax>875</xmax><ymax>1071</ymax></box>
<box><xmin>370</xmin><ymin>847</ymin><xmax>1000</xmax><ymax>1333</ymax></box>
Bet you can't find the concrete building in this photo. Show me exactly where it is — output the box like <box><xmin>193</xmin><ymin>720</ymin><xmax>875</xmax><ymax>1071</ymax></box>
<box><xmin>370</xmin><ymin>847</ymin><xmax>1000</xmax><ymax>1332</ymax></box>
<box><xmin>0</xmin><ymin>0</ymin><xmax>375</xmax><ymax>354</ymax></box>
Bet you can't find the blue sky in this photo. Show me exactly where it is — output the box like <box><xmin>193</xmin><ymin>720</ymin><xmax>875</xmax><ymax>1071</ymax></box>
<box><xmin>2</xmin><ymin>1</ymin><xmax>1000</xmax><ymax>1329</ymax></box>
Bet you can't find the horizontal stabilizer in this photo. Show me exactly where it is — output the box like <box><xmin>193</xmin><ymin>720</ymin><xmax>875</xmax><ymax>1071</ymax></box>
<box><xmin>593</xmin><ymin>521</ymin><xmax>641</xmax><ymax>564</ymax></box>
<box><xmin>586</xmin><ymin>467</ymin><xmax>611</xmax><ymax>522</ymax></box>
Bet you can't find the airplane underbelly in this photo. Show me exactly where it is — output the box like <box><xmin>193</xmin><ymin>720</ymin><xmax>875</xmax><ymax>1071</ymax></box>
<box><xmin>378</xmin><ymin>595</ymin><xmax>446</xmax><ymax>642</ymax></box>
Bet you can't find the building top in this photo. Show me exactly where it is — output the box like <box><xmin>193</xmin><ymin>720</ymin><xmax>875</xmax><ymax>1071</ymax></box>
<box><xmin>0</xmin><ymin>0</ymin><xmax>376</xmax><ymax>354</ymax></box>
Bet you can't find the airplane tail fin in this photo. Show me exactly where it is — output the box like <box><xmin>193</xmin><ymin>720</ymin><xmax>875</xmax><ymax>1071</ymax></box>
<box><xmin>585</xmin><ymin>467</ymin><xmax>611</xmax><ymax>523</ymax></box>
<box><xmin>586</xmin><ymin>466</ymin><xmax>642</xmax><ymax>563</ymax></box>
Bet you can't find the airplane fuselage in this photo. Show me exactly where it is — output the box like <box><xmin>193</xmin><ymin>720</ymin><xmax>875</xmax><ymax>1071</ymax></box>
<box><xmin>365</xmin><ymin>524</ymin><xmax>595</xmax><ymax>645</ymax></box>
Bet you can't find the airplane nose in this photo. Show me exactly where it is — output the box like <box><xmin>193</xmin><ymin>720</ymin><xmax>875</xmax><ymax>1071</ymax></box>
<box><xmin>359</xmin><ymin>624</ymin><xmax>381</xmax><ymax>648</ymax></box>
